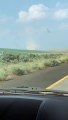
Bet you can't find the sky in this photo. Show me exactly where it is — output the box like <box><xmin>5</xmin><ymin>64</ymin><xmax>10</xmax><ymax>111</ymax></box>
<box><xmin>0</xmin><ymin>0</ymin><xmax>68</xmax><ymax>50</ymax></box>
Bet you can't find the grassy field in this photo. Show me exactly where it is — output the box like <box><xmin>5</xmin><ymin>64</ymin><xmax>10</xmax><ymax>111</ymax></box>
<box><xmin>0</xmin><ymin>48</ymin><xmax>68</xmax><ymax>81</ymax></box>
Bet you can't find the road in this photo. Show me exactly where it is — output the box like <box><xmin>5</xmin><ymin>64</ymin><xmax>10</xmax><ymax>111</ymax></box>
<box><xmin>0</xmin><ymin>63</ymin><xmax>68</xmax><ymax>90</ymax></box>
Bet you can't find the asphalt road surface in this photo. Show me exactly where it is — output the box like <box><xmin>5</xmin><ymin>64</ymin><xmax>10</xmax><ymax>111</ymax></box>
<box><xmin>0</xmin><ymin>63</ymin><xmax>68</xmax><ymax>90</ymax></box>
<box><xmin>50</xmin><ymin>76</ymin><xmax>68</xmax><ymax>91</ymax></box>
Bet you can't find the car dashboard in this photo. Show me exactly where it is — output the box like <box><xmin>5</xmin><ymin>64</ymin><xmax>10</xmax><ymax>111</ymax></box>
<box><xmin>0</xmin><ymin>93</ymin><xmax>68</xmax><ymax>120</ymax></box>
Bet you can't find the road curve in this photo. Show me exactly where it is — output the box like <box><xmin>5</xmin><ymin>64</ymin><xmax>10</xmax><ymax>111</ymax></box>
<box><xmin>0</xmin><ymin>63</ymin><xmax>68</xmax><ymax>89</ymax></box>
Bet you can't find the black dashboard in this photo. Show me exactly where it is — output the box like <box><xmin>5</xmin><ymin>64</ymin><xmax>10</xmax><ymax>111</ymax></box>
<box><xmin>0</xmin><ymin>94</ymin><xmax>68</xmax><ymax>120</ymax></box>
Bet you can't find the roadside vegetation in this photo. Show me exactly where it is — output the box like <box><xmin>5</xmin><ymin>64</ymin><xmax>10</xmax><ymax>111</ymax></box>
<box><xmin>0</xmin><ymin>48</ymin><xmax>68</xmax><ymax>81</ymax></box>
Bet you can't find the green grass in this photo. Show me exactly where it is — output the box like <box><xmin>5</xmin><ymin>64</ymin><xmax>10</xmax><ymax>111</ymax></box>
<box><xmin>0</xmin><ymin>48</ymin><xmax>67</xmax><ymax>81</ymax></box>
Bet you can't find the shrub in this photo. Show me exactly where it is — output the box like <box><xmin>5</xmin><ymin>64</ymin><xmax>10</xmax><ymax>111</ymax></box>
<box><xmin>2</xmin><ymin>54</ymin><xmax>20</xmax><ymax>63</ymax></box>
<box><xmin>44</xmin><ymin>62</ymin><xmax>52</xmax><ymax>67</ymax></box>
<box><xmin>29</xmin><ymin>54</ymin><xmax>36</xmax><ymax>58</ymax></box>
<box><xmin>43</xmin><ymin>54</ymin><xmax>63</xmax><ymax>59</ymax></box>
<box><xmin>12</xmin><ymin>68</ymin><xmax>26</xmax><ymax>76</ymax></box>
<box><xmin>60</xmin><ymin>58</ymin><xmax>68</xmax><ymax>63</ymax></box>
<box><xmin>19</xmin><ymin>55</ymin><xmax>30</xmax><ymax>62</ymax></box>
<box><xmin>0</xmin><ymin>71</ymin><xmax>8</xmax><ymax>81</ymax></box>
<box><xmin>44</xmin><ymin>60</ymin><xmax>60</xmax><ymax>67</ymax></box>
<box><xmin>50</xmin><ymin>60</ymin><xmax>60</xmax><ymax>66</ymax></box>
<box><xmin>23</xmin><ymin>57</ymin><xmax>29</xmax><ymax>62</ymax></box>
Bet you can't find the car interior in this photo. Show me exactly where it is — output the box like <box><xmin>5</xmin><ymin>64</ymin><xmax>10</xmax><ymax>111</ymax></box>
<box><xmin>0</xmin><ymin>93</ymin><xmax>68</xmax><ymax>120</ymax></box>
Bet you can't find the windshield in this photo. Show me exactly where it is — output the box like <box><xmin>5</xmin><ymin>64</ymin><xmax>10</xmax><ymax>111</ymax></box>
<box><xmin>0</xmin><ymin>0</ymin><xmax>68</xmax><ymax>93</ymax></box>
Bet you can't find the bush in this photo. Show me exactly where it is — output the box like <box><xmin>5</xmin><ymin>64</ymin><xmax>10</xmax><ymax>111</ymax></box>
<box><xmin>19</xmin><ymin>56</ymin><xmax>30</xmax><ymax>62</ymax></box>
<box><xmin>44</xmin><ymin>60</ymin><xmax>60</xmax><ymax>67</ymax></box>
<box><xmin>12</xmin><ymin>68</ymin><xmax>26</xmax><ymax>76</ymax></box>
<box><xmin>23</xmin><ymin>57</ymin><xmax>29</xmax><ymax>62</ymax></box>
<box><xmin>2</xmin><ymin>54</ymin><xmax>20</xmax><ymax>63</ymax></box>
<box><xmin>60</xmin><ymin>58</ymin><xmax>68</xmax><ymax>63</ymax></box>
<box><xmin>0</xmin><ymin>71</ymin><xmax>8</xmax><ymax>81</ymax></box>
<box><xmin>43</xmin><ymin>54</ymin><xmax>63</xmax><ymax>59</ymax></box>
<box><xmin>50</xmin><ymin>60</ymin><xmax>60</xmax><ymax>66</ymax></box>
<box><xmin>29</xmin><ymin>54</ymin><xmax>36</xmax><ymax>58</ymax></box>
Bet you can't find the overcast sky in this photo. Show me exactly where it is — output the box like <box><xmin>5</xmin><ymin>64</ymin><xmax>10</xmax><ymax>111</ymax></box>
<box><xmin>0</xmin><ymin>0</ymin><xmax>68</xmax><ymax>50</ymax></box>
